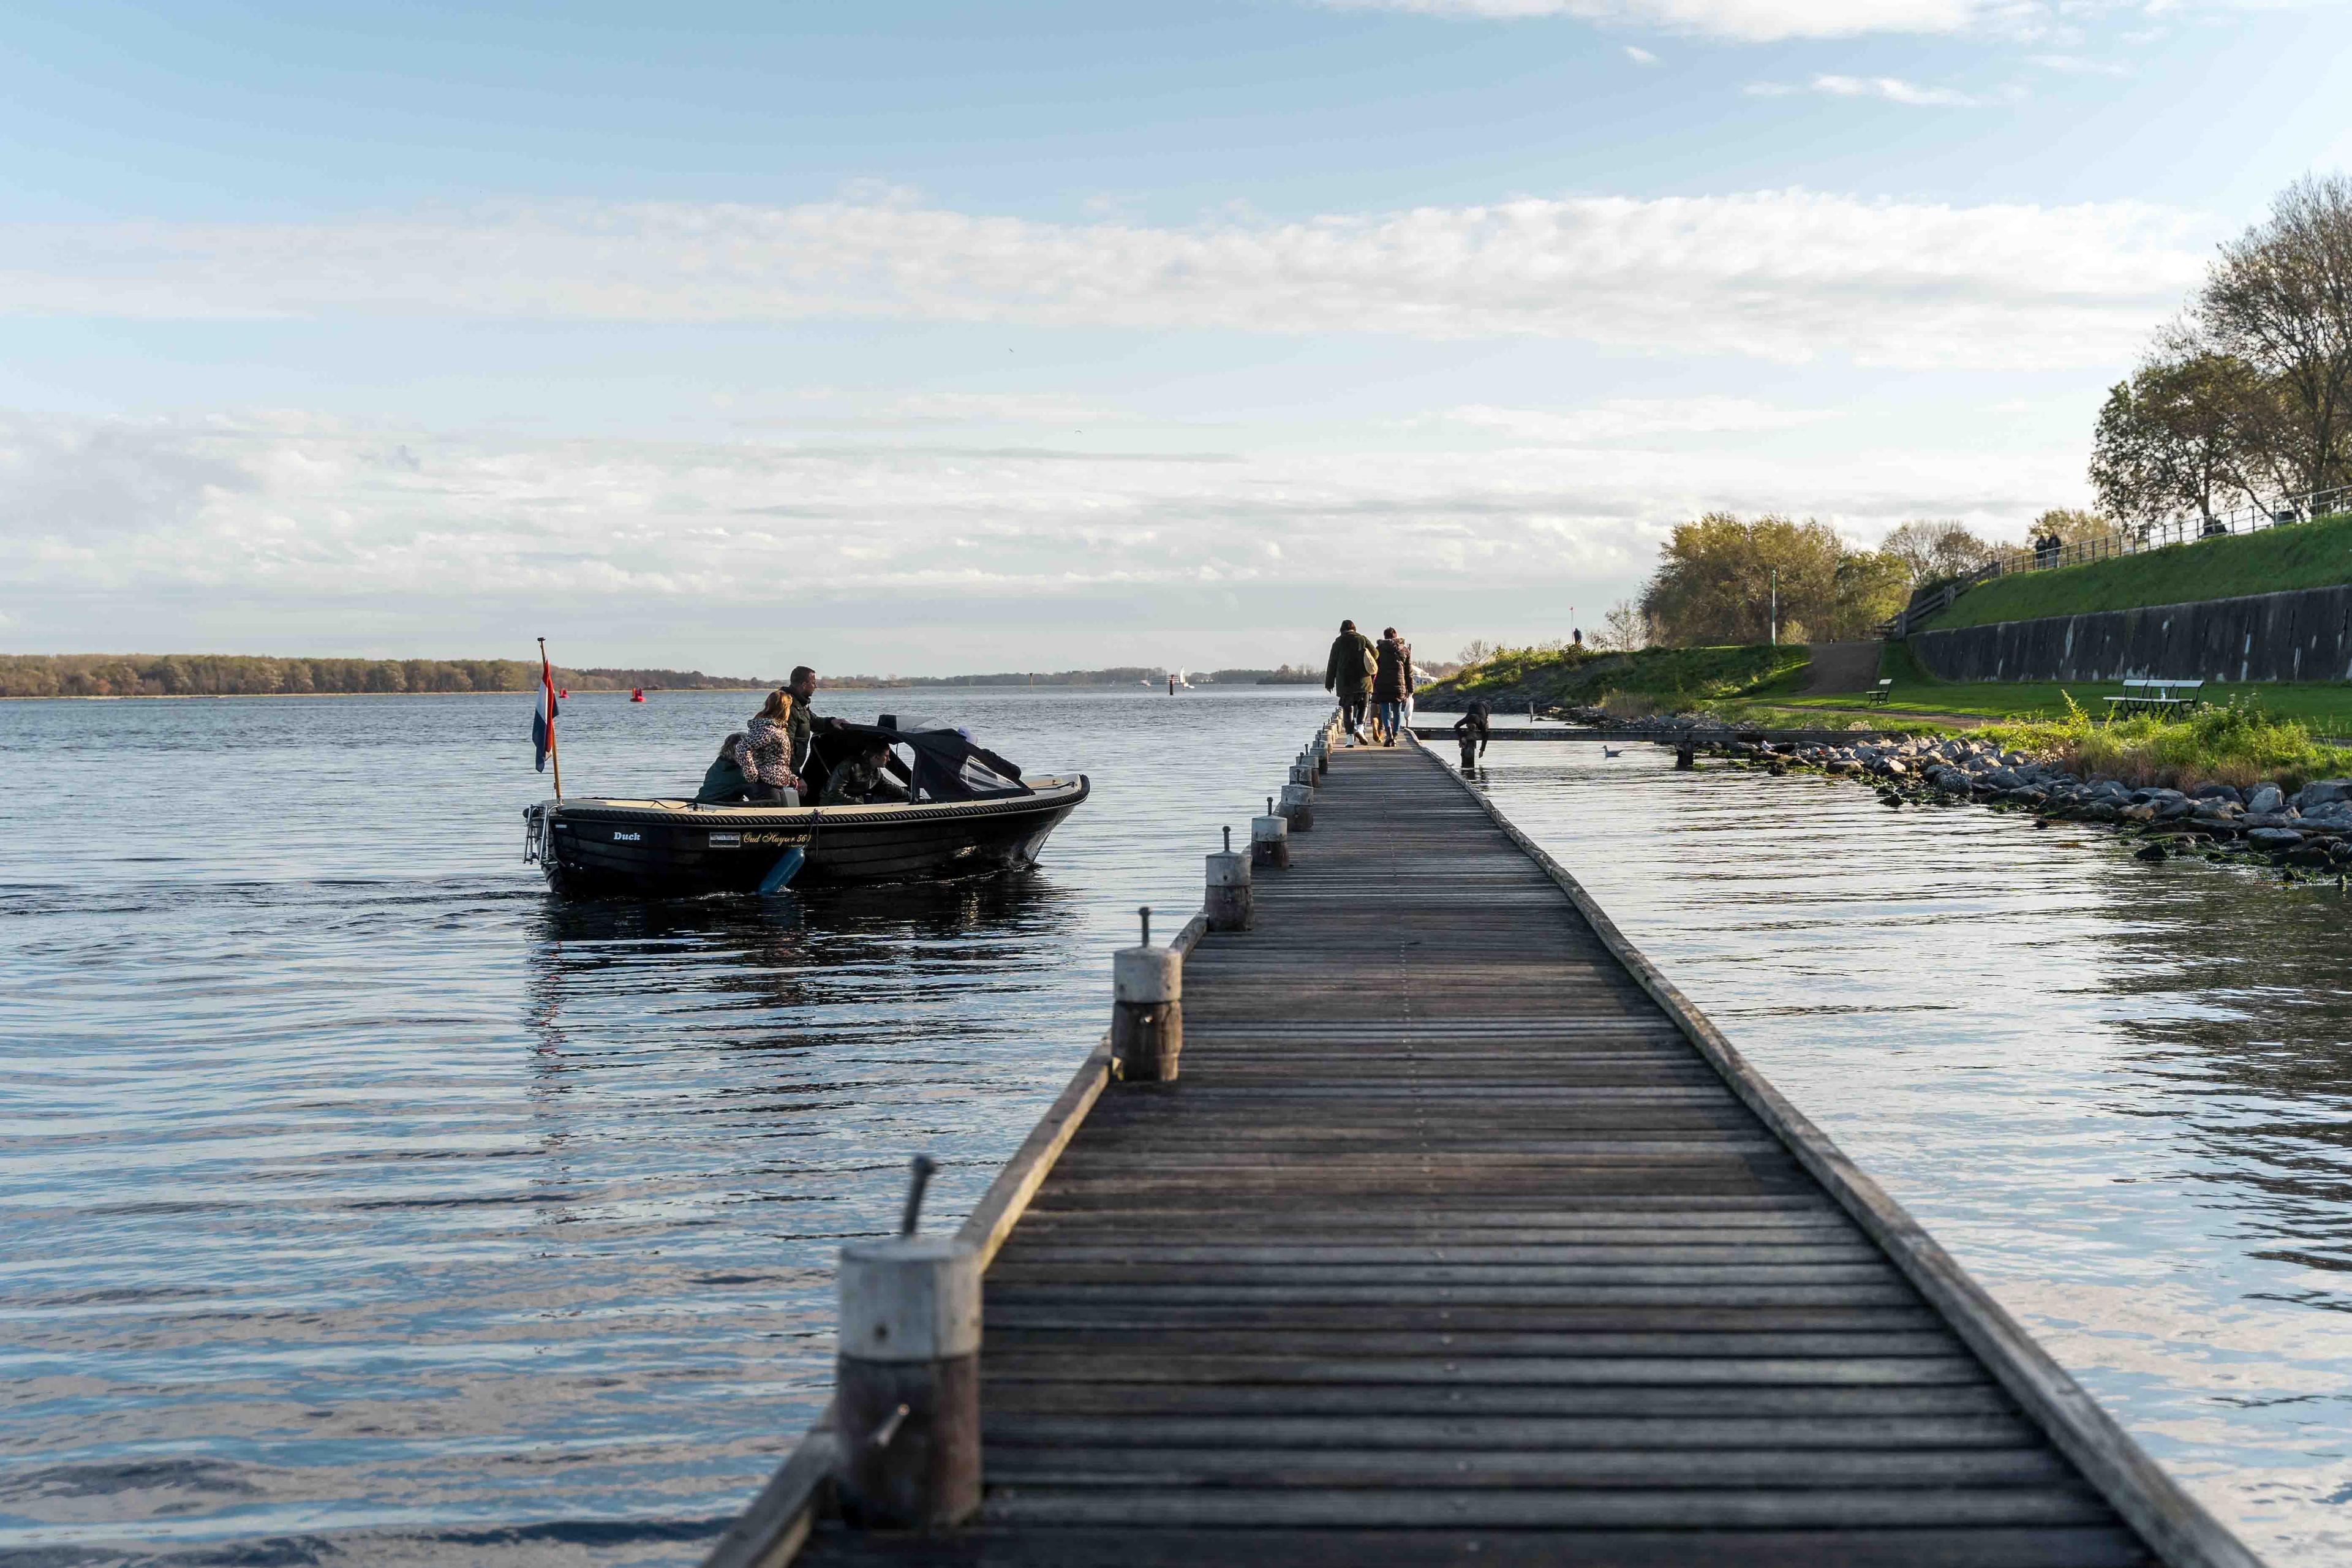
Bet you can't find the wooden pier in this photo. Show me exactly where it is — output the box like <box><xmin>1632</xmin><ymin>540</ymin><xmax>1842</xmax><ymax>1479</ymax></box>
<box><xmin>708</xmin><ymin>730</ymin><xmax>2252</xmax><ymax>1568</ymax></box>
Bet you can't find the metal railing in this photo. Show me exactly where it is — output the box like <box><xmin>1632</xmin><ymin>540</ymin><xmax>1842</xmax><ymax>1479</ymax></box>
<box><xmin>1882</xmin><ymin>483</ymin><xmax>2352</xmax><ymax>638</ymax></box>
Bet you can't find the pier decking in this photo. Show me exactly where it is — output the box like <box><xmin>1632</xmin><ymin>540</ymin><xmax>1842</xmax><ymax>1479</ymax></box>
<box><xmin>723</xmin><ymin>735</ymin><xmax>2250</xmax><ymax>1568</ymax></box>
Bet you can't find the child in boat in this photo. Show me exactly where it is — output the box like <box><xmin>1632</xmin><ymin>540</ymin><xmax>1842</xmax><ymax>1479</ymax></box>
<box><xmin>695</xmin><ymin>733</ymin><xmax>752</xmax><ymax>802</ymax></box>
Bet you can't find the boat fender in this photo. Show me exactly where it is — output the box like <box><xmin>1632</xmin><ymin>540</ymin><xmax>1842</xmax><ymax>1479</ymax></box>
<box><xmin>758</xmin><ymin>846</ymin><xmax>807</xmax><ymax>894</ymax></box>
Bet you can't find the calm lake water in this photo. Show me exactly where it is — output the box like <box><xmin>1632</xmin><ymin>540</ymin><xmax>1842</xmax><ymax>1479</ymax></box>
<box><xmin>5</xmin><ymin>696</ymin><xmax>2350</xmax><ymax>1565</ymax></box>
<box><xmin>0</xmin><ymin>687</ymin><xmax>1331</xmax><ymax>1567</ymax></box>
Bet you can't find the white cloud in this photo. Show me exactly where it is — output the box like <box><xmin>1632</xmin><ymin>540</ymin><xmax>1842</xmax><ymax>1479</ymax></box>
<box><xmin>1624</xmin><ymin>43</ymin><xmax>1661</xmax><ymax>61</ymax></box>
<box><xmin>1436</xmin><ymin>397</ymin><xmax>1833</xmax><ymax>440</ymax></box>
<box><xmin>0</xmin><ymin>190</ymin><xmax>2211</xmax><ymax>370</ymax></box>
<box><xmin>1317</xmin><ymin>0</ymin><xmax>2294</xmax><ymax>43</ymax></box>
<box><xmin>0</xmin><ymin>407</ymin><xmax>2084</xmax><ymax>626</ymax></box>
<box><xmin>1747</xmin><ymin>73</ymin><xmax>1990</xmax><ymax>105</ymax></box>
<box><xmin>1324</xmin><ymin>0</ymin><xmax>1978</xmax><ymax>40</ymax></box>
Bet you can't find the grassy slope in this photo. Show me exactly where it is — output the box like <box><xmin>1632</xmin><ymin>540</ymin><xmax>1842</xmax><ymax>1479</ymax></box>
<box><xmin>1748</xmin><ymin>641</ymin><xmax>2352</xmax><ymax>731</ymax></box>
<box><xmin>1923</xmin><ymin>511</ymin><xmax>2352</xmax><ymax>631</ymax></box>
<box><xmin>1422</xmin><ymin>644</ymin><xmax>1810</xmax><ymax>709</ymax></box>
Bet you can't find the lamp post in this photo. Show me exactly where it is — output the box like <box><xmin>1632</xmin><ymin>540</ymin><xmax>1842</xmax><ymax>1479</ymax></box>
<box><xmin>1769</xmin><ymin>567</ymin><xmax>1779</xmax><ymax>647</ymax></box>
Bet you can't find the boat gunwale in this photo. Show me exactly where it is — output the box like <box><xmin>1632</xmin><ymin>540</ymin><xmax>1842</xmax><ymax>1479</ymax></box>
<box><xmin>544</xmin><ymin>776</ymin><xmax>1088</xmax><ymax>832</ymax></box>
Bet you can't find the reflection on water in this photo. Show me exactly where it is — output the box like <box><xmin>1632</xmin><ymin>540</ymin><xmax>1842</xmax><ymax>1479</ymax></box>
<box><xmin>0</xmin><ymin>687</ymin><xmax>1327</xmax><ymax>1566</ymax></box>
<box><xmin>1472</xmin><ymin>742</ymin><xmax>2352</xmax><ymax>1566</ymax></box>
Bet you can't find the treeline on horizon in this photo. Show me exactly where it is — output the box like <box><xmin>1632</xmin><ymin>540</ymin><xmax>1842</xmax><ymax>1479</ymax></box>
<box><xmin>0</xmin><ymin>655</ymin><xmax>779</xmax><ymax>699</ymax></box>
<box><xmin>0</xmin><ymin>655</ymin><xmax>1326</xmax><ymax>699</ymax></box>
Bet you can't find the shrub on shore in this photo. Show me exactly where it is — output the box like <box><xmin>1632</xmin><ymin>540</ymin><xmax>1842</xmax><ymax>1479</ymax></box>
<box><xmin>1983</xmin><ymin>696</ymin><xmax>2352</xmax><ymax>792</ymax></box>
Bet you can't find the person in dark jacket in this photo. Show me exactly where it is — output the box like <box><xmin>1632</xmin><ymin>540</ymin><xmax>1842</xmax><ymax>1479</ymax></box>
<box><xmin>820</xmin><ymin>736</ymin><xmax>908</xmax><ymax>805</ymax></box>
<box><xmin>696</xmin><ymin>733</ymin><xmax>753</xmax><ymax>802</ymax></box>
<box><xmin>1373</xmin><ymin>627</ymin><xmax>1413</xmax><ymax>746</ymax></box>
<box><xmin>1324</xmin><ymin>619</ymin><xmax>1378</xmax><ymax>742</ymax></box>
<box><xmin>1453</xmin><ymin>699</ymin><xmax>1491</xmax><ymax>772</ymax></box>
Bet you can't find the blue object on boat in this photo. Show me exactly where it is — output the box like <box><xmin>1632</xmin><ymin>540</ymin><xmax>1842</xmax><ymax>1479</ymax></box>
<box><xmin>758</xmin><ymin>846</ymin><xmax>805</xmax><ymax>894</ymax></box>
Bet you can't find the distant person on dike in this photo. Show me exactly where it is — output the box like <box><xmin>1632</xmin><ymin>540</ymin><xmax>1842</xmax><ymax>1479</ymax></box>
<box><xmin>695</xmin><ymin>733</ymin><xmax>753</xmax><ymax>803</ymax></box>
<box><xmin>1373</xmin><ymin>626</ymin><xmax>1414</xmax><ymax>747</ymax></box>
<box><xmin>742</xmin><ymin>690</ymin><xmax>803</xmax><ymax>804</ymax></box>
<box><xmin>1454</xmin><ymin>699</ymin><xmax>1491</xmax><ymax>772</ymax></box>
<box><xmin>1324</xmin><ymin>619</ymin><xmax>1378</xmax><ymax>743</ymax></box>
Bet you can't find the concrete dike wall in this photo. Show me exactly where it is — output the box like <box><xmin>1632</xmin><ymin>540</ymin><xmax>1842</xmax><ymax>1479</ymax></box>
<box><xmin>1911</xmin><ymin>584</ymin><xmax>2352</xmax><ymax>684</ymax></box>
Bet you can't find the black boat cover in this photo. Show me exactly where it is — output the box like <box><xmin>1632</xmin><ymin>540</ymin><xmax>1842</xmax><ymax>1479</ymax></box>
<box><xmin>832</xmin><ymin>717</ymin><xmax>1029</xmax><ymax>802</ymax></box>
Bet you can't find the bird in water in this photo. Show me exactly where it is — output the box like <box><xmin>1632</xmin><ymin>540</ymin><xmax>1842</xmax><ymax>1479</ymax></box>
<box><xmin>1601</xmin><ymin>747</ymin><xmax>1623</xmax><ymax>758</ymax></box>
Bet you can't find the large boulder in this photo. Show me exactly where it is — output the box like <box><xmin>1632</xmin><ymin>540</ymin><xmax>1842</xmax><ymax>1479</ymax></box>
<box><xmin>2248</xmin><ymin>784</ymin><xmax>2285</xmax><ymax>815</ymax></box>
<box><xmin>2295</xmin><ymin>779</ymin><xmax>2352</xmax><ymax>809</ymax></box>
<box><xmin>2247</xmin><ymin>827</ymin><xmax>2305</xmax><ymax>851</ymax></box>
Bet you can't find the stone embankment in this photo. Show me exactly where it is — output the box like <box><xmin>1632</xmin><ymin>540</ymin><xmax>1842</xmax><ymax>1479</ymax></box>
<box><xmin>1697</xmin><ymin>729</ymin><xmax>2352</xmax><ymax>877</ymax></box>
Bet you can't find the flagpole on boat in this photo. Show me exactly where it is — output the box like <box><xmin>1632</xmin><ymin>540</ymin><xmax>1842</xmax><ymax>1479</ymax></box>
<box><xmin>539</xmin><ymin>636</ymin><xmax>564</xmax><ymax>801</ymax></box>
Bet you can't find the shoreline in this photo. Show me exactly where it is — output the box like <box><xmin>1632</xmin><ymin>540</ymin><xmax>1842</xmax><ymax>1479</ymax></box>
<box><xmin>1694</xmin><ymin>729</ymin><xmax>2352</xmax><ymax>883</ymax></box>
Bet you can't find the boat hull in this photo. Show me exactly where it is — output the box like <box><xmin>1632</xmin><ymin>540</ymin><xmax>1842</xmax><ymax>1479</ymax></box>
<box><xmin>532</xmin><ymin>777</ymin><xmax>1087</xmax><ymax>898</ymax></box>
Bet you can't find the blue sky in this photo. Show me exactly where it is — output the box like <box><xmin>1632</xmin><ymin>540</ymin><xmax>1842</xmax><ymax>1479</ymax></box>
<box><xmin>4</xmin><ymin>0</ymin><xmax>2346</xmax><ymax>673</ymax></box>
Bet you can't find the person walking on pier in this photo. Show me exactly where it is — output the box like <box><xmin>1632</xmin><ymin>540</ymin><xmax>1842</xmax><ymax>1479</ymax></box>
<box><xmin>1324</xmin><ymin>619</ymin><xmax>1378</xmax><ymax>744</ymax></box>
<box><xmin>1373</xmin><ymin>625</ymin><xmax>1413</xmax><ymax>746</ymax></box>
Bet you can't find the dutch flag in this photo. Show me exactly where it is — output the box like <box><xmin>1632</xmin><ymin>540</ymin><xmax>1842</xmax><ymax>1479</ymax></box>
<box><xmin>533</xmin><ymin>649</ymin><xmax>560</xmax><ymax>775</ymax></box>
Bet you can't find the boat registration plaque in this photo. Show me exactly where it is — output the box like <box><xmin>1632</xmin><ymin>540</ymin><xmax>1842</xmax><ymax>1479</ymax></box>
<box><xmin>707</xmin><ymin>832</ymin><xmax>742</xmax><ymax>849</ymax></box>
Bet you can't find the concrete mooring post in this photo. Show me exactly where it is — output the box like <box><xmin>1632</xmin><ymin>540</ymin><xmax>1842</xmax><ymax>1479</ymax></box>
<box><xmin>1112</xmin><ymin>906</ymin><xmax>1183</xmax><ymax>1082</ymax></box>
<box><xmin>1251</xmin><ymin>799</ymin><xmax>1291</xmax><ymax>869</ymax></box>
<box><xmin>1279</xmin><ymin>780</ymin><xmax>1315</xmax><ymax>832</ymax></box>
<box><xmin>1205</xmin><ymin>827</ymin><xmax>1252</xmax><ymax>932</ymax></box>
<box><xmin>834</xmin><ymin>1157</ymin><xmax>981</xmax><ymax>1532</ymax></box>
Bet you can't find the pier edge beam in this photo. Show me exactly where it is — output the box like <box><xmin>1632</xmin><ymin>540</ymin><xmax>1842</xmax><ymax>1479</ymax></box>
<box><xmin>1111</xmin><ymin>941</ymin><xmax>1183</xmax><ymax>1082</ymax></box>
<box><xmin>832</xmin><ymin>1236</ymin><xmax>982</xmax><ymax>1532</ymax></box>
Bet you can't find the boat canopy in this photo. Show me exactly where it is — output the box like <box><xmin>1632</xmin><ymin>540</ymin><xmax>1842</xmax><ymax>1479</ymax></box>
<box><xmin>837</xmin><ymin>715</ymin><xmax>1030</xmax><ymax>801</ymax></box>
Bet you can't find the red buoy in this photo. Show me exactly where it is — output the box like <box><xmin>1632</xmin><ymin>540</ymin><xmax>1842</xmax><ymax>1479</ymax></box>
<box><xmin>630</xmin><ymin>688</ymin><xmax>645</xmax><ymax>702</ymax></box>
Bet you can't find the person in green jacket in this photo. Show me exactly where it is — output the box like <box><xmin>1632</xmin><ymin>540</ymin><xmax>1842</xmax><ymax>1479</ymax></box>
<box><xmin>695</xmin><ymin>733</ymin><xmax>753</xmax><ymax>802</ymax></box>
<box><xmin>1324</xmin><ymin>619</ymin><xmax>1378</xmax><ymax>742</ymax></box>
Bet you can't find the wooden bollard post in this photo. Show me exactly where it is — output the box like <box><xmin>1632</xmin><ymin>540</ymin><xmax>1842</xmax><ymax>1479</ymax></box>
<box><xmin>1112</xmin><ymin>907</ymin><xmax>1182</xmax><ymax>1082</ymax></box>
<box><xmin>1280</xmin><ymin>780</ymin><xmax>1315</xmax><ymax>832</ymax></box>
<box><xmin>1252</xmin><ymin>799</ymin><xmax>1290</xmax><ymax>869</ymax></box>
<box><xmin>834</xmin><ymin>1159</ymin><xmax>981</xmax><ymax>1532</ymax></box>
<box><xmin>1676</xmin><ymin>741</ymin><xmax>1695</xmax><ymax>771</ymax></box>
<box><xmin>1313</xmin><ymin>737</ymin><xmax>1329</xmax><ymax>776</ymax></box>
<box><xmin>1206</xmin><ymin>826</ymin><xmax>1252</xmax><ymax>932</ymax></box>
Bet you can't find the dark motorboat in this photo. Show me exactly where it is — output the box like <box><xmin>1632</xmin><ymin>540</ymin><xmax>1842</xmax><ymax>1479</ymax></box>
<box><xmin>525</xmin><ymin>717</ymin><xmax>1087</xmax><ymax>898</ymax></box>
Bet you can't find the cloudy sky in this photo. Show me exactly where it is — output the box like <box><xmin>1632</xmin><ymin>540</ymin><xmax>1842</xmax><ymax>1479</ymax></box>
<box><xmin>4</xmin><ymin>0</ymin><xmax>2347</xmax><ymax>674</ymax></box>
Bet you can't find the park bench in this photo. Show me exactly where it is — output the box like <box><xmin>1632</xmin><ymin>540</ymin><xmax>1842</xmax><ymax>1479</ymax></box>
<box><xmin>2106</xmin><ymin>677</ymin><xmax>2204</xmax><ymax>718</ymax></box>
<box><xmin>1866</xmin><ymin>679</ymin><xmax>1893</xmax><ymax>706</ymax></box>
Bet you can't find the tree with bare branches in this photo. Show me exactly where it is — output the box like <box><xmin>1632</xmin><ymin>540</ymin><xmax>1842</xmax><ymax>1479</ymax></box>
<box><xmin>2195</xmin><ymin>173</ymin><xmax>2352</xmax><ymax>497</ymax></box>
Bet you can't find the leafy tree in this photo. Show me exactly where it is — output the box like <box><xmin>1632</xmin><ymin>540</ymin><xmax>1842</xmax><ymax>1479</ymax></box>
<box><xmin>1823</xmin><ymin>551</ymin><xmax>1911</xmax><ymax>639</ymax></box>
<box><xmin>2089</xmin><ymin>350</ymin><xmax>2267</xmax><ymax>528</ymax></box>
<box><xmin>1879</xmin><ymin>520</ymin><xmax>1995</xmax><ymax>587</ymax></box>
<box><xmin>1641</xmin><ymin>512</ymin><xmax>1844</xmax><ymax>646</ymax></box>
<box><xmin>2196</xmin><ymin>173</ymin><xmax>2352</xmax><ymax>497</ymax></box>
<box><xmin>1589</xmin><ymin>601</ymin><xmax>1651</xmax><ymax>652</ymax></box>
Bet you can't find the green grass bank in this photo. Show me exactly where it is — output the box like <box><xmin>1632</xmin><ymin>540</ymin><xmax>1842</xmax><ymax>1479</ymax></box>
<box><xmin>1921</xmin><ymin>510</ymin><xmax>2352</xmax><ymax>632</ymax></box>
<box><xmin>1419</xmin><ymin>644</ymin><xmax>1811</xmax><ymax>712</ymax></box>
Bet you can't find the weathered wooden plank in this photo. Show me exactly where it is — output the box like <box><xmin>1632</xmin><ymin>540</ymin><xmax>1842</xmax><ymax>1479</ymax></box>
<box><xmin>981</xmin><ymin>1412</ymin><xmax>2035</xmax><ymax>1449</ymax></box>
<box><xmin>982</xmin><ymin>1445</ymin><xmax>2078</xmax><ymax>1488</ymax></box>
<box><xmin>792</xmin><ymin>1525</ymin><xmax>2150</xmax><ymax>1568</ymax></box>
<box><xmin>981</xmin><ymin>1486</ymin><xmax>2121</xmax><ymax>1530</ymax></box>
<box><xmin>981</xmin><ymin>1353</ymin><xmax>1992</xmax><ymax>1387</ymax></box>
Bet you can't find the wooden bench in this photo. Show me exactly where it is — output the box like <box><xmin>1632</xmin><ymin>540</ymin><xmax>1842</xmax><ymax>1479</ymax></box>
<box><xmin>2105</xmin><ymin>677</ymin><xmax>2204</xmax><ymax>718</ymax></box>
<box><xmin>1866</xmin><ymin>678</ymin><xmax>1893</xmax><ymax>706</ymax></box>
